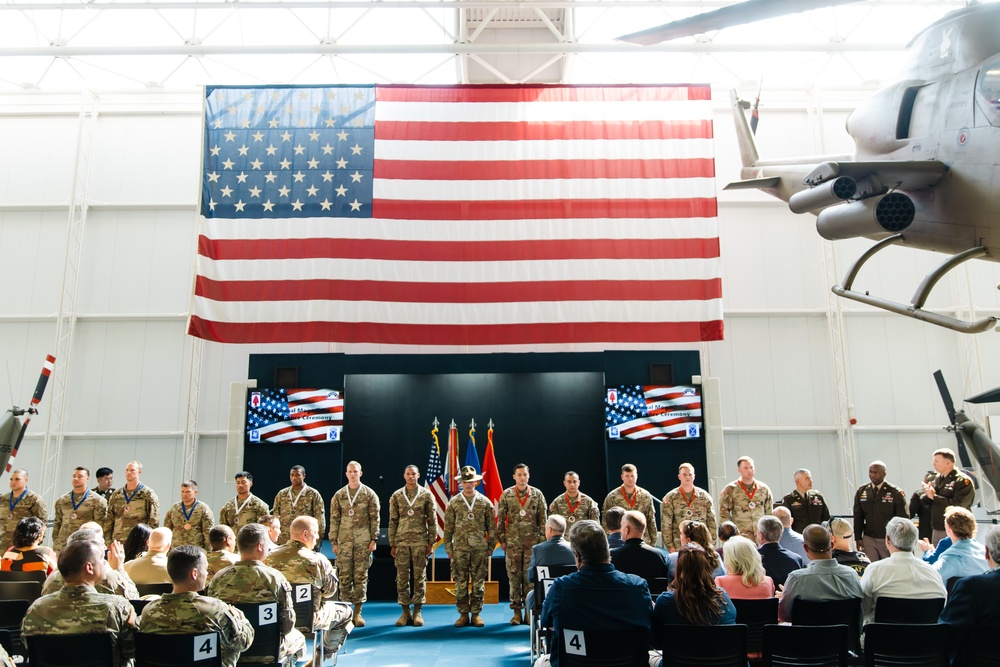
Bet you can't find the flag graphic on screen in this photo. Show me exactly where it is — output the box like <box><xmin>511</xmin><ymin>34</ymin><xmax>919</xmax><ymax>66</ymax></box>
<box><xmin>426</xmin><ymin>425</ymin><xmax>447</xmax><ymax>544</ymax></box>
<box><xmin>189</xmin><ymin>85</ymin><xmax>723</xmax><ymax>348</ymax></box>
<box><xmin>605</xmin><ymin>385</ymin><xmax>702</xmax><ymax>440</ymax></box>
<box><xmin>246</xmin><ymin>388</ymin><xmax>343</xmax><ymax>443</ymax></box>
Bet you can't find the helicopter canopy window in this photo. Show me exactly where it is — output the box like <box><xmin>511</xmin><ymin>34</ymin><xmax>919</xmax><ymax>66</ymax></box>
<box><xmin>977</xmin><ymin>58</ymin><xmax>1000</xmax><ymax>126</ymax></box>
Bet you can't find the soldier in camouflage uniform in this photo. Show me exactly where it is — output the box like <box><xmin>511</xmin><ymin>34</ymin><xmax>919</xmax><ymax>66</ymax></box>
<box><xmin>548</xmin><ymin>471</ymin><xmax>600</xmax><ymax>528</ymax></box>
<box><xmin>219</xmin><ymin>471</ymin><xmax>271</xmax><ymax>533</ymax></box>
<box><xmin>496</xmin><ymin>463</ymin><xmax>546</xmax><ymax>625</ymax></box>
<box><xmin>719</xmin><ymin>456</ymin><xmax>773</xmax><ymax>545</ymax></box>
<box><xmin>23</xmin><ymin>539</ymin><xmax>137</xmax><ymax>667</ymax></box>
<box><xmin>1</xmin><ymin>469</ymin><xmax>48</xmax><ymax>554</ymax></box>
<box><xmin>163</xmin><ymin>480</ymin><xmax>216</xmax><ymax>549</ymax></box>
<box><xmin>444</xmin><ymin>466</ymin><xmax>497</xmax><ymax>628</ymax></box>
<box><xmin>104</xmin><ymin>460</ymin><xmax>160</xmax><ymax>545</ymax></box>
<box><xmin>206</xmin><ymin>525</ymin><xmax>240</xmax><ymax>582</ymax></box>
<box><xmin>52</xmin><ymin>467</ymin><xmax>108</xmax><ymax>552</ymax></box>
<box><xmin>661</xmin><ymin>463</ymin><xmax>717</xmax><ymax>552</ymax></box>
<box><xmin>267</xmin><ymin>516</ymin><xmax>353</xmax><ymax>662</ymax></box>
<box><xmin>601</xmin><ymin>464</ymin><xmax>658</xmax><ymax>546</ymax></box>
<box><xmin>328</xmin><ymin>460</ymin><xmax>380</xmax><ymax>627</ymax></box>
<box><xmin>387</xmin><ymin>465</ymin><xmax>435</xmax><ymax>627</ymax></box>
<box><xmin>208</xmin><ymin>524</ymin><xmax>305</xmax><ymax>665</ymax></box>
<box><xmin>139</xmin><ymin>546</ymin><xmax>254</xmax><ymax>667</ymax></box>
<box><xmin>272</xmin><ymin>465</ymin><xmax>326</xmax><ymax>546</ymax></box>
<box><xmin>43</xmin><ymin>528</ymin><xmax>140</xmax><ymax>599</ymax></box>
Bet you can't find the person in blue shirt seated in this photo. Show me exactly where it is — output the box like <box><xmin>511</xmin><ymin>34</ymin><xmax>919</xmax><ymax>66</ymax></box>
<box><xmin>654</xmin><ymin>542</ymin><xmax>736</xmax><ymax>627</ymax></box>
<box><xmin>920</xmin><ymin>506</ymin><xmax>987</xmax><ymax>584</ymax></box>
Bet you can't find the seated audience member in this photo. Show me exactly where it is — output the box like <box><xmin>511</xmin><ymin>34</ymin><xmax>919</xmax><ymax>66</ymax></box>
<box><xmin>757</xmin><ymin>515</ymin><xmax>804</xmax><ymax>587</ymax></box>
<box><xmin>1</xmin><ymin>517</ymin><xmax>57</xmax><ymax>575</ymax></box>
<box><xmin>266</xmin><ymin>516</ymin><xmax>353</xmax><ymax>664</ymax></box>
<box><xmin>535</xmin><ymin>520</ymin><xmax>652</xmax><ymax>667</ymax></box>
<box><xmin>920</xmin><ymin>506</ymin><xmax>987</xmax><ymax>583</ymax></box>
<box><xmin>258</xmin><ymin>515</ymin><xmax>281</xmax><ymax>555</ymax></box>
<box><xmin>654</xmin><ymin>543</ymin><xmax>735</xmax><ymax>627</ymax></box>
<box><xmin>772</xmin><ymin>506</ymin><xmax>808</xmax><ymax>561</ymax></box>
<box><xmin>139</xmin><ymin>546</ymin><xmax>254</xmax><ymax>667</ymax></box>
<box><xmin>605</xmin><ymin>507</ymin><xmax>626</xmax><ymax>549</ymax></box>
<box><xmin>526</xmin><ymin>515</ymin><xmax>576</xmax><ymax>610</ymax></box>
<box><xmin>778</xmin><ymin>524</ymin><xmax>862</xmax><ymax>622</ymax></box>
<box><xmin>124</xmin><ymin>526</ymin><xmax>172</xmax><ymax>585</ymax></box>
<box><xmin>715</xmin><ymin>535</ymin><xmax>775</xmax><ymax>599</ymax></box>
<box><xmin>22</xmin><ymin>538</ymin><xmax>137</xmax><ymax>667</ymax></box>
<box><xmin>611</xmin><ymin>510</ymin><xmax>669</xmax><ymax>581</ymax></box>
<box><xmin>860</xmin><ymin>517</ymin><xmax>945</xmax><ymax>627</ymax></box>
<box><xmin>829</xmin><ymin>517</ymin><xmax>870</xmax><ymax>576</ymax></box>
<box><xmin>667</xmin><ymin>519</ymin><xmax>724</xmax><ymax>583</ymax></box>
<box><xmin>41</xmin><ymin>525</ymin><xmax>139</xmax><ymax>599</ymax></box>
<box><xmin>206</xmin><ymin>524</ymin><xmax>240</xmax><ymax>582</ymax></box>
<box><xmin>919</xmin><ymin>535</ymin><xmax>952</xmax><ymax>564</ymax></box>
<box><xmin>939</xmin><ymin>526</ymin><xmax>1000</xmax><ymax>660</ymax></box>
<box><xmin>209</xmin><ymin>523</ymin><xmax>304</xmax><ymax>665</ymax></box>
<box><xmin>122</xmin><ymin>523</ymin><xmax>152</xmax><ymax>563</ymax></box>
<box><xmin>717</xmin><ymin>521</ymin><xmax>740</xmax><ymax>560</ymax></box>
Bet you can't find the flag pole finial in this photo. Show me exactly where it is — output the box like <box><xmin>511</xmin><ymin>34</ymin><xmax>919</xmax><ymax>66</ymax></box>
<box><xmin>488</xmin><ymin>418</ymin><xmax>494</xmax><ymax>430</ymax></box>
<box><xmin>449</xmin><ymin>418</ymin><xmax>456</xmax><ymax>429</ymax></box>
<box><xmin>432</xmin><ymin>416</ymin><xmax>439</xmax><ymax>429</ymax></box>
<box><xmin>469</xmin><ymin>417</ymin><xmax>476</xmax><ymax>430</ymax></box>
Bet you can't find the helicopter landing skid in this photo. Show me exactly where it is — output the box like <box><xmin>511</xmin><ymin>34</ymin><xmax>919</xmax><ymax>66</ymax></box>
<box><xmin>832</xmin><ymin>234</ymin><xmax>997</xmax><ymax>334</ymax></box>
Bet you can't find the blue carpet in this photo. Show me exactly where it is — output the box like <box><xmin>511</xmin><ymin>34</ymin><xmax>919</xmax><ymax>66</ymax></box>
<box><xmin>306</xmin><ymin>601</ymin><xmax>531</xmax><ymax>666</ymax></box>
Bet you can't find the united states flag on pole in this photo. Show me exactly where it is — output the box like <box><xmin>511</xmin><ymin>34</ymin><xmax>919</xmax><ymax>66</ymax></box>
<box><xmin>426</xmin><ymin>426</ymin><xmax>448</xmax><ymax>545</ymax></box>
<box><xmin>188</xmin><ymin>85</ymin><xmax>722</xmax><ymax>348</ymax></box>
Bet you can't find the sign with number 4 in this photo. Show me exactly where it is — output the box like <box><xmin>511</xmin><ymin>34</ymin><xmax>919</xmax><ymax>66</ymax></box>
<box><xmin>194</xmin><ymin>633</ymin><xmax>218</xmax><ymax>661</ymax></box>
<box><xmin>563</xmin><ymin>629</ymin><xmax>586</xmax><ymax>656</ymax></box>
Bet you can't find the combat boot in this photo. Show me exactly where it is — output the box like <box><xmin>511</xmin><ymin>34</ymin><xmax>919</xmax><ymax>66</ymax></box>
<box><xmin>412</xmin><ymin>604</ymin><xmax>425</xmax><ymax>627</ymax></box>
<box><xmin>395</xmin><ymin>605</ymin><xmax>412</xmax><ymax>627</ymax></box>
<box><xmin>455</xmin><ymin>613</ymin><xmax>470</xmax><ymax>627</ymax></box>
<box><xmin>353</xmin><ymin>603</ymin><xmax>366</xmax><ymax>627</ymax></box>
<box><xmin>471</xmin><ymin>612</ymin><xmax>485</xmax><ymax>627</ymax></box>
<box><xmin>510</xmin><ymin>607</ymin><xmax>523</xmax><ymax>625</ymax></box>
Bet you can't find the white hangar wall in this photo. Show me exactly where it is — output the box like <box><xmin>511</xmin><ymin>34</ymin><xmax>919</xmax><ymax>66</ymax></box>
<box><xmin>0</xmin><ymin>89</ymin><xmax>998</xmax><ymax>529</ymax></box>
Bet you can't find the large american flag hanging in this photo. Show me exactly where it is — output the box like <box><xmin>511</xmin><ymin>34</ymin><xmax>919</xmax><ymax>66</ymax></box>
<box><xmin>188</xmin><ymin>85</ymin><xmax>723</xmax><ymax>348</ymax></box>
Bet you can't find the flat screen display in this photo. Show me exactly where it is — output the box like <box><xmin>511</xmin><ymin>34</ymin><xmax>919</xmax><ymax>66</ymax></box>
<box><xmin>247</xmin><ymin>388</ymin><xmax>344</xmax><ymax>443</ymax></box>
<box><xmin>605</xmin><ymin>385</ymin><xmax>701</xmax><ymax>440</ymax></box>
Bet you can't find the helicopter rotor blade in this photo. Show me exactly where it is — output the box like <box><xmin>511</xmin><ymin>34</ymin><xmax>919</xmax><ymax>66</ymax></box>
<box><xmin>3</xmin><ymin>354</ymin><xmax>55</xmax><ymax>474</ymax></box>
<box><xmin>933</xmin><ymin>370</ymin><xmax>973</xmax><ymax>469</ymax></box>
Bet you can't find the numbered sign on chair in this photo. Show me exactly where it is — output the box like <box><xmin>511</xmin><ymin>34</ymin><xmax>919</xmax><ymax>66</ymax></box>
<box><xmin>536</xmin><ymin>566</ymin><xmax>550</xmax><ymax>580</ymax></box>
<box><xmin>194</xmin><ymin>633</ymin><xmax>218</xmax><ymax>661</ymax></box>
<box><xmin>259</xmin><ymin>602</ymin><xmax>278</xmax><ymax>625</ymax></box>
<box><xmin>563</xmin><ymin>629</ymin><xmax>586</xmax><ymax>656</ymax></box>
<box><xmin>543</xmin><ymin>580</ymin><xmax>554</xmax><ymax>594</ymax></box>
<box><xmin>295</xmin><ymin>584</ymin><xmax>312</xmax><ymax>602</ymax></box>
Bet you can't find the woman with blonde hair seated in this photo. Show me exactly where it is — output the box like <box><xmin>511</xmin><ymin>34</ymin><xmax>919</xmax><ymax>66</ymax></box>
<box><xmin>714</xmin><ymin>535</ymin><xmax>775</xmax><ymax>598</ymax></box>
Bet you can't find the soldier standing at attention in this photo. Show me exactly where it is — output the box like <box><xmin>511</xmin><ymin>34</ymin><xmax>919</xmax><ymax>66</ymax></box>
<box><xmin>497</xmin><ymin>463</ymin><xmax>547</xmax><ymax>625</ymax></box>
<box><xmin>218</xmin><ymin>471</ymin><xmax>270</xmax><ymax>532</ymax></box>
<box><xmin>163</xmin><ymin>480</ymin><xmax>216</xmax><ymax>549</ymax></box>
<box><xmin>602</xmin><ymin>464</ymin><xmax>657</xmax><ymax>546</ymax></box>
<box><xmin>139</xmin><ymin>546</ymin><xmax>254</xmax><ymax>667</ymax></box>
<box><xmin>661</xmin><ymin>462</ymin><xmax>717</xmax><ymax>552</ymax></box>
<box><xmin>328</xmin><ymin>460</ymin><xmax>380</xmax><ymax>627</ymax></box>
<box><xmin>1</xmin><ymin>469</ymin><xmax>48</xmax><ymax>555</ymax></box>
<box><xmin>719</xmin><ymin>456</ymin><xmax>773</xmax><ymax>544</ymax></box>
<box><xmin>920</xmin><ymin>448</ymin><xmax>975</xmax><ymax>545</ymax></box>
<box><xmin>444</xmin><ymin>466</ymin><xmax>497</xmax><ymax>628</ymax></box>
<box><xmin>852</xmin><ymin>460</ymin><xmax>907</xmax><ymax>561</ymax></box>
<box><xmin>272</xmin><ymin>465</ymin><xmax>326</xmax><ymax>546</ymax></box>
<box><xmin>387</xmin><ymin>465</ymin><xmax>435</xmax><ymax>627</ymax></box>
<box><xmin>104</xmin><ymin>460</ymin><xmax>160</xmax><ymax>545</ymax></box>
<box><xmin>548</xmin><ymin>471</ymin><xmax>600</xmax><ymax>527</ymax></box>
<box><xmin>52</xmin><ymin>467</ymin><xmax>108</xmax><ymax>552</ymax></box>
<box><xmin>777</xmin><ymin>469</ymin><xmax>831</xmax><ymax>529</ymax></box>
<box><xmin>93</xmin><ymin>467</ymin><xmax>115</xmax><ymax>502</ymax></box>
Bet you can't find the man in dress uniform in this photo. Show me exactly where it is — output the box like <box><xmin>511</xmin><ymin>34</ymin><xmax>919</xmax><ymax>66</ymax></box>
<box><xmin>548</xmin><ymin>471</ymin><xmax>600</xmax><ymax>527</ymax></box>
<box><xmin>777</xmin><ymin>469</ymin><xmax>831</xmax><ymax>529</ymax></box>
<box><xmin>852</xmin><ymin>460</ymin><xmax>907</xmax><ymax>561</ymax></box>
<box><xmin>719</xmin><ymin>456</ymin><xmax>773</xmax><ymax>544</ymax></box>
<box><xmin>497</xmin><ymin>463</ymin><xmax>547</xmax><ymax>625</ymax></box>
<box><xmin>139</xmin><ymin>546</ymin><xmax>254</xmax><ymax>667</ymax></box>
<box><xmin>104</xmin><ymin>460</ymin><xmax>160</xmax><ymax>545</ymax></box>
<box><xmin>919</xmin><ymin>448</ymin><xmax>975</xmax><ymax>545</ymax></box>
<box><xmin>206</xmin><ymin>525</ymin><xmax>239</xmax><ymax>582</ymax></box>
<box><xmin>93</xmin><ymin>467</ymin><xmax>115</xmax><ymax>502</ymax></box>
<box><xmin>0</xmin><ymin>469</ymin><xmax>48</xmax><ymax>554</ymax></box>
<box><xmin>601</xmin><ymin>464</ymin><xmax>657</xmax><ymax>546</ymax></box>
<box><xmin>52</xmin><ymin>467</ymin><xmax>108</xmax><ymax>552</ymax></box>
<box><xmin>22</xmin><ymin>538</ymin><xmax>137</xmax><ymax>667</ymax></box>
<box><xmin>272</xmin><ymin>465</ymin><xmax>326</xmax><ymax>546</ymax></box>
<box><xmin>661</xmin><ymin>462</ymin><xmax>717</xmax><ymax>553</ymax></box>
<box><xmin>387</xmin><ymin>465</ymin><xmax>435</xmax><ymax>627</ymax></box>
<box><xmin>267</xmin><ymin>516</ymin><xmax>353</xmax><ymax>664</ymax></box>
<box><xmin>218</xmin><ymin>471</ymin><xmax>270</xmax><ymax>532</ymax></box>
<box><xmin>444</xmin><ymin>466</ymin><xmax>497</xmax><ymax>628</ymax></box>
<box><xmin>328</xmin><ymin>460</ymin><xmax>380</xmax><ymax>627</ymax></box>
<box><xmin>208</xmin><ymin>523</ymin><xmax>305</xmax><ymax>665</ymax></box>
<box><xmin>163</xmin><ymin>480</ymin><xmax>216</xmax><ymax>549</ymax></box>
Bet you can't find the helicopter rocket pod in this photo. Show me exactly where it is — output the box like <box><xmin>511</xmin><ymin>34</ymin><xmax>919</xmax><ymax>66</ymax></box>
<box><xmin>0</xmin><ymin>354</ymin><xmax>55</xmax><ymax>477</ymax></box>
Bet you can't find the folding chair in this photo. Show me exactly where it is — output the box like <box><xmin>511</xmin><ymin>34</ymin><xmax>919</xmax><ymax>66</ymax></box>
<box><xmin>233</xmin><ymin>601</ymin><xmax>284</xmax><ymax>667</ymax></box>
<box><xmin>528</xmin><ymin>577</ymin><xmax>556</xmax><ymax>664</ymax></box>
<box><xmin>0</xmin><ymin>599</ymin><xmax>29</xmax><ymax>663</ymax></box>
<box><xmin>732</xmin><ymin>597</ymin><xmax>779</xmax><ymax>661</ymax></box>
<box><xmin>27</xmin><ymin>632</ymin><xmax>114</xmax><ymax>667</ymax></box>
<box><xmin>135</xmin><ymin>583</ymin><xmax>174</xmax><ymax>597</ymax></box>
<box><xmin>135</xmin><ymin>631</ymin><xmax>223</xmax><ymax>667</ymax></box>
<box><xmin>0</xmin><ymin>581</ymin><xmax>42</xmax><ymax>604</ymax></box>
<box><xmin>872</xmin><ymin>597</ymin><xmax>943</xmax><ymax>624</ymax></box>
<box><xmin>0</xmin><ymin>570</ymin><xmax>47</xmax><ymax>584</ymax></box>
<box><xmin>862</xmin><ymin>622</ymin><xmax>949</xmax><ymax>667</ymax></box>
<box><xmin>558</xmin><ymin>626</ymin><xmax>649</xmax><ymax>667</ymax></box>
<box><xmin>657</xmin><ymin>624</ymin><xmax>748</xmax><ymax>667</ymax></box>
<box><xmin>792</xmin><ymin>598</ymin><xmax>861</xmax><ymax>658</ymax></box>
<box><xmin>763</xmin><ymin>624</ymin><xmax>849</xmax><ymax>667</ymax></box>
